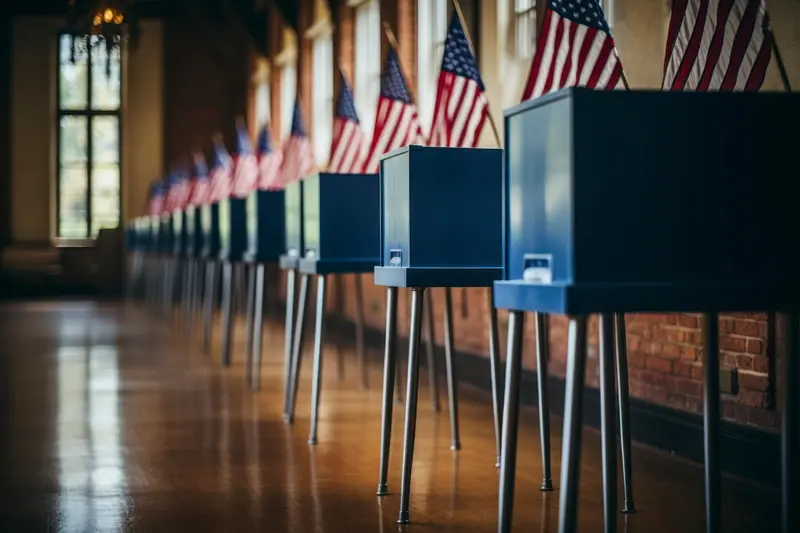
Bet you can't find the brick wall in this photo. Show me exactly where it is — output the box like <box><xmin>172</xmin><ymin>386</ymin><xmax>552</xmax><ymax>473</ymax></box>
<box><xmin>260</xmin><ymin>0</ymin><xmax>780</xmax><ymax>432</ymax></box>
<box><xmin>163</xmin><ymin>6</ymin><xmax>249</xmax><ymax>164</ymax></box>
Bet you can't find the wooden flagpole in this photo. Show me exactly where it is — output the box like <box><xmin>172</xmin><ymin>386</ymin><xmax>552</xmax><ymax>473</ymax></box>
<box><xmin>766</xmin><ymin>21</ymin><xmax>793</xmax><ymax>92</ymax></box>
<box><xmin>383</xmin><ymin>22</ymin><xmax>418</xmax><ymax>105</ymax></box>
<box><xmin>452</xmin><ymin>0</ymin><xmax>503</xmax><ymax>148</ymax></box>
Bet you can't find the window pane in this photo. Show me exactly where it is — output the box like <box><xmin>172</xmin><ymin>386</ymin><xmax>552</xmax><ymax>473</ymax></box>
<box><xmin>255</xmin><ymin>81</ymin><xmax>270</xmax><ymax>129</ymax></box>
<box><xmin>59</xmin><ymin>35</ymin><xmax>88</xmax><ymax>110</ymax></box>
<box><xmin>281</xmin><ymin>64</ymin><xmax>297</xmax><ymax>138</ymax></box>
<box><xmin>313</xmin><ymin>36</ymin><xmax>333</xmax><ymax>166</ymax></box>
<box><xmin>92</xmin><ymin>116</ymin><xmax>119</xmax><ymax>164</ymax></box>
<box><xmin>59</xmin><ymin>166</ymin><xmax>88</xmax><ymax>238</ymax></box>
<box><xmin>355</xmin><ymin>0</ymin><xmax>381</xmax><ymax>138</ymax></box>
<box><xmin>91</xmin><ymin>166</ymin><xmax>120</xmax><ymax>235</ymax></box>
<box><xmin>60</xmin><ymin>116</ymin><xmax>88</xmax><ymax>166</ymax></box>
<box><xmin>91</xmin><ymin>40</ymin><xmax>121</xmax><ymax>110</ymax></box>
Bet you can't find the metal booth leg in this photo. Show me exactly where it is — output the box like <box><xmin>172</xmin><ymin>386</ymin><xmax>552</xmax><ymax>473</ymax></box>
<box><xmin>203</xmin><ymin>261</ymin><xmax>220</xmax><ymax>353</ymax></box>
<box><xmin>181</xmin><ymin>260</ymin><xmax>192</xmax><ymax>332</ymax></box>
<box><xmin>702</xmin><ymin>312</ymin><xmax>721</xmax><ymax>533</ymax></box>
<box><xmin>244</xmin><ymin>264</ymin><xmax>257</xmax><ymax>386</ymax></box>
<box><xmin>285</xmin><ymin>272</ymin><xmax>310</xmax><ymax>424</ymax></box>
<box><xmin>557</xmin><ymin>315</ymin><xmax>589</xmax><ymax>533</ymax></box>
<box><xmin>424</xmin><ymin>289</ymin><xmax>440</xmax><ymax>411</ymax></box>
<box><xmin>355</xmin><ymin>274</ymin><xmax>368</xmax><ymax>389</ymax></box>
<box><xmin>220</xmin><ymin>262</ymin><xmax>235</xmax><ymax>366</ymax></box>
<box><xmin>397</xmin><ymin>288</ymin><xmax>426</xmax><ymax>524</ymax></box>
<box><xmin>782</xmin><ymin>312</ymin><xmax>799</xmax><ymax>533</ymax></box>
<box><xmin>487</xmin><ymin>288</ymin><xmax>503</xmax><ymax>468</ymax></box>
<box><xmin>335</xmin><ymin>274</ymin><xmax>346</xmax><ymax>381</ymax></box>
<box><xmin>308</xmin><ymin>275</ymin><xmax>328</xmax><ymax>445</ymax></box>
<box><xmin>376</xmin><ymin>286</ymin><xmax>399</xmax><ymax>496</ymax></box>
<box><xmin>249</xmin><ymin>263</ymin><xmax>266</xmax><ymax>390</ymax></box>
<box><xmin>283</xmin><ymin>268</ymin><xmax>298</xmax><ymax>415</ymax></box>
<box><xmin>534</xmin><ymin>312</ymin><xmax>553</xmax><ymax>491</ymax></box>
<box><xmin>443</xmin><ymin>287</ymin><xmax>461</xmax><ymax>451</ymax></box>
<box><xmin>599</xmin><ymin>314</ymin><xmax>618</xmax><ymax>533</ymax></box>
<box><xmin>614</xmin><ymin>313</ymin><xmax>636</xmax><ymax>513</ymax></box>
<box><xmin>497</xmin><ymin>310</ymin><xmax>525</xmax><ymax>533</ymax></box>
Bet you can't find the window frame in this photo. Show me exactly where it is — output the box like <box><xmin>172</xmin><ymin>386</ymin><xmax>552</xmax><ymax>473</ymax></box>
<box><xmin>417</xmin><ymin>0</ymin><xmax>450</xmax><ymax>132</ymax></box>
<box><xmin>279</xmin><ymin>60</ymin><xmax>297</xmax><ymax>139</ymax></box>
<box><xmin>311</xmin><ymin>31</ymin><xmax>334</xmax><ymax>167</ymax></box>
<box><xmin>353</xmin><ymin>0</ymin><xmax>381</xmax><ymax>140</ymax></box>
<box><xmin>55</xmin><ymin>33</ymin><xmax>123</xmax><ymax>244</ymax></box>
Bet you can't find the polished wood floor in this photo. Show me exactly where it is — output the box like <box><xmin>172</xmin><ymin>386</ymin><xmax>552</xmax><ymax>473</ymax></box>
<box><xmin>0</xmin><ymin>300</ymin><xmax>780</xmax><ymax>532</ymax></box>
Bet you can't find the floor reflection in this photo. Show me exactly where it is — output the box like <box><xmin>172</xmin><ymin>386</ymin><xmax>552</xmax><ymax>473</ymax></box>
<box><xmin>56</xmin><ymin>345</ymin><xmax>128</xmax><ymax>531</ymax></box>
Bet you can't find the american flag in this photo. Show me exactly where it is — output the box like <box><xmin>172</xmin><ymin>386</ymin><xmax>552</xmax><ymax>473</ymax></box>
<box><xmin>521</xmin><ymin>0</ymin><xmax>622</xmax><ymax>102</ymax></box>
<box><xmin>328</xmin><ymin>71</ymin><xmax>365</xmax><ymax>173</ymax></box>
<box><xmin>164</xmin><ymin>171</ymin><xmax>182</xmax><ymax>213</ymax></box>
<box><xmin>256</xmin><ymin>124</ymin><xmax>283</xmax><ymax>190</ymax></box>
<box><xmin>174</xmin><ymin>169</ymin><xmax>193</xmax><ymax>210</ymax></box>
<box><xmin>146</xmin><ymin>180</ymin><xmax>166</xmax><ymax>217</ymax></box>
<box><xmin>188</xmin><ymin>151</ymin><xmax>210</xmax><ymax>206</ymax></box>
<box><xmin>207</xmin><ymin>139</ymin><xmax>234</xmax><ymax>203</ymax></box>
<box><xmin>362</xmin><ymin>46</ymin><xmax>423</xmax><ymax>173</ymax></box>
<box><xmin>231</xmin><ymin>123</ymin><xmax>260</xmax><ymax>198</ymax></box>
<box><xmin>662</xmin><ymin>0</ymin><xmax>772</xmax><ymax>91</ymax></box>
<box><xmin>277</xmin><ymin>99</ymin><xmax>315</xmax><ymax>185</ymax></box>
<box><xmin>428</xmin><ymin>13</ymin><xmax>488</xmax><ymax>148</ymax></box>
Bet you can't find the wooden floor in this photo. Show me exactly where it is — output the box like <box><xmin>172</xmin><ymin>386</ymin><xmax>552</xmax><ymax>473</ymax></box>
<box><xmin>0</xmin><ymin>300</ymin><xmax>780</xmax><ymax>532</ymax></box>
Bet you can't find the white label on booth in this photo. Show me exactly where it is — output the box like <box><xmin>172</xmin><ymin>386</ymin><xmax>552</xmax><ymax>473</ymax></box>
<box><xmin>523</xmin><ymin>254</ymin><xmax>553</xmax><ymax>284</ymax></box>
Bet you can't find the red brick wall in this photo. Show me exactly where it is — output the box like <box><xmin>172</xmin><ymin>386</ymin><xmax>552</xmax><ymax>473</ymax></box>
<box><xmin>163</xmin><ymin>13</ymin><xmax>249</xmax><ymax>164</ymax></box>
<box><xmin>257</xmin><ymin>0</ymin><xmax>778</xmax><ymax>432</ymax></box>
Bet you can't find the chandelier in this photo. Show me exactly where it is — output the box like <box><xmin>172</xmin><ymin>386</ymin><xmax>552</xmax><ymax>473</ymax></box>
<box><xmin>65</xmin><ymin>0</ymin><xmax>141</xmax><ymax>76</ymax></box>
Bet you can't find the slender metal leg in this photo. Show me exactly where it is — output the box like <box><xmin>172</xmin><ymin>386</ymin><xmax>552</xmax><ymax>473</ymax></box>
<box><xmin>335</xmin><ymin>274</ymin><xmax>346</xmax><ymax>381</ymax></box>
<box><xmin>557</xmin><ymin>315</ymin><xmax>589</xmax><ymax>533</ymax></box>
<box><xmin>599</xmin><ymin>313</ymin><xmax>618</xmax><ymax>533</ymax></box>
<box><xmin>782</xmin><ymin>312</ymin><xmax>799</xmax><ymax>533</ymax></box>
<box><xmin>487</xmin><ymin>288</ymin><xmax>503</xmax><ymax>468</ymax></box>
<box><xmin>161</xmin><ymin>258</ymin><xmax>170</xmax><ymax>317</ymax></box>
<box><xmin>614</xmin><ymin>313</ymin><xmax>636</xmax><ymax>513</ymax></box>
<box><xmin>220</xmin><ymin>262</ymin><xmax>235</xmax><ymax>366</ymax></box>
<box><xmin>308</xmin><ymin>275</ymin><xmax>328</xmax><ymax>445</ymax></box>
<box><xmin>244</xmin><ymin>264</ymin><xmax>257</xmax><ymax>385</ymax></box>
<box><xmin>534</xmin><ymin>312</ymin><xmax>553</xmax><ymax>491</ymax></box>
<box><xmin>203</xmin><ymin>261</ymin><xmax>219</xmax><ymax>353</ymax></box>
<box><xmin>282</xmin><ymin>268</ymin><xmax>297</xmax><ymax>416</ymax></box>
<box><xmin>424</xmin><ymin>289</ymin><xmax>440</xmax><ymax>411</ymax></box>
<box><xmin>234</xmin><ymin>263</ymin><xmax>247</xmax><ymax>315</ymax></box>
<box><xmin>702</xmin><ymin>312</ymin><xmax>721</xmax><ymax>533</ymax></box>
<box><xmin>192</xmin><ymin>260</ymin><xmax>203</xmax><ymax>332</ymax></box>
<box><xmin>183</xmin><ymin>260</ymin><xmax>193</xmax><ymax>330</ymax></box>
<box><xmin>443</xmin><ymin>287</ymin><xmax>461</xmax><ymax>451</ymax></box>
<box><xmin>250</xmin><ymin>263</ymin><xmax>266</xmax><ymax>391</ymax></box>
<box><xmin>285</xmin><ymin>273</ymin><xmax>310</xmax><ymax>424</ymax></box>
<box><xmin>397</xmin><ymin>288</ymin><xmax>426</xmax><ymax>524</ymax></box>
<box><xmin>355</xmin><ymin>274</ymin><xmax>368</xmax><ymax>389</ymax></box>
<box><xmin>377</xmin><ymin>287</ymin><xmax>399</xmax><ymax>496</ymax></box>
<box><xmin>497</xmin><ymin>310</ymin><xmax>525</xmax><ymax>533</ymax></box>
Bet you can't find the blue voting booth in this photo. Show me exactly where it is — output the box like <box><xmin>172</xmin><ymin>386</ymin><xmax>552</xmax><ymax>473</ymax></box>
<box><xmin>374</xmin><ymin>145</ymin><xmax>503</xmax><ymax>288</ymax></box>
<box><xmin>241</xmin><ymin>188</ymin><xmax>286</xmax><ymax>390</ymax></box>
<box><xmin>245</xmin><ymin>190</ymin><xmax>286</xmax><ymax>263</ymax></box>
<box><xmin>494</xmin><ymin>88</ymin><xmax>800</xmax><ymax>533</ymax></box>
<box><xmin>372</xmin><ymin>145</ymin><xmax>504</xmax><ymax>523</ymax></box>
<box><xmin>285</xmin><ymin>172</ymin><xmax>379</xmax><ymax>442</ymax></box>
<box><xmin>299</xmin><ymin>172</ymin><xmax>380</xmax><ymax>274</ymax></box>
<box><xmin>200</xmin><ymin>203</ymin><xmax>221</xmax><ymax>259</ymax></box>
<box><xmin>218</xmin><ymin>198</ymin><xmax>248</xmax><ymax>262</ymax></box>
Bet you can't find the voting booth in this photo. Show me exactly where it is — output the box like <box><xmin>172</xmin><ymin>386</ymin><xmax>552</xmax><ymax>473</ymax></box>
<box><xmin>494</xmin><ymin>87</ymin><xmax>800</xmax><ymax>533</ymax></box>
<box><xmin>218</xmin><ymin>197</ymin><xmax>248</xmax><ymax>263</ymax></box>
<box><xmin>245</xmin><ymin>189</ymin><xmax>286</xmax><ymax>263</ymax></box>
<box><xmin>284</xmin><ymin>172</ymin><xmax>380</xmax><ymax>442</ymax></box>
<box><xmin>372</xmin><ymin>145</ymin><xmax>504</xmax><ymax>523</ymax></box>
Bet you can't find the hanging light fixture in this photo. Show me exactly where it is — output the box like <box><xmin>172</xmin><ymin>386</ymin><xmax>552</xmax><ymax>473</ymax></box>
<box><xmin>65</xmin><ymin>0</ymin><xmax>142</xmax><ymax>76</ymax></box>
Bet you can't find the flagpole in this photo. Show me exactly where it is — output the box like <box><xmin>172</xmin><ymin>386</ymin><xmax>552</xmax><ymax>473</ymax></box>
<box><xmin>383</xmin><ymin>22</ymin><xmax>418</xmax><ymax>105</ymax></box>
<box><xmin>765</xmin><ymin>22</ymin><xmax>793</xmax><ymax>92</ymax></box>
<box><xmin>452</xmin><ymin>0</ymin><xmax>502</xmax><ymax>148</ymax></box>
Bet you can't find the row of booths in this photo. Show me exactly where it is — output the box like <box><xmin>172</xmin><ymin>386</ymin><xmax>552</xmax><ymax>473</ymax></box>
<box><xmin>125</xmin><ymin>88</ymin><xmax>800</xmax><ymax>533</ymax></box>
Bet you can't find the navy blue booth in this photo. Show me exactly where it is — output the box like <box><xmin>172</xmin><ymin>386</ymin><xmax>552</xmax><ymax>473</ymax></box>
<box><xmin>283</xmin><ymin>172</ymin><xmax>379</xmax><ymax>441</ymax></box>
<box><xmin>495</xmin><ymin>88</ymin><xmax>800</xmax><ymax>533</ymax></box>
<box><xmin>181</xmin><ymin>204</ymin><xmax>204</xmax><ymax>332</ymax></box>
<box><xmin>242</xmin><ymin>188</ymin><xmax>286</xmax><ymax>390</ymax></box>
<box><xmin>372</xmin><ymin>145</ymin><xmax>505</xmax><ymax>523</ymax></box>
<box><xmin>216</xmin><ymin>195</ymin><xmax>250</xmax><ymax>367</ymax></box>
